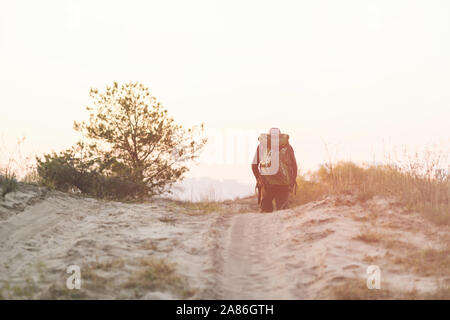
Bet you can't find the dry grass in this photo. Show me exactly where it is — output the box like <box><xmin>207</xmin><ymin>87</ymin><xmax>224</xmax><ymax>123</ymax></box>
<box><xmin>42</xmin><ymin>284</ymin><xmax>88</xmax><ymax>300</ymax></box>
<box><xmin>0</xmin><ymin>278</ymin><xmax>39</xmax><ymax>299</ymax></box>
<box><xmin>354</xmin><ymin>226</ymin><xmax>416</xmax><ymax>249</ymax></box>
<box><xmin>292</xmin><ymin>155</ymin><xmax>449</xmax><ymax>225</ymax></box>
<box><xmin>139</xmin><ymin>239</ymin><xmax>159</xmax><ymax>251</ymax></box>
<box><xmin>358</xmin><ymin>233</ymin><xmax>449</xmax><ymax>284</ymax></box>
<box><xmin>353</xmin><ymin>228</ymin><xmax>386</xmax><ymax>243</ymax></box>
<box><xmin>330</xmin><ymin>277</ymin><xmax>450</xmax><ymax>300</ymax></box>
<box><xmin>21</xmin><ymin>169</ymin><xmax>40</xmax><ymax>184</ymax></box>
<box><xmin>169</xmin><ymin>200</ymin><xmax>223</xmax><ymax>215</ymax></box>
<box><xmin>222</xmin><ymin>195</ymin><xmax>260</xmax><ymax>214</ymax></box>
<box><xmin>5</xmin><ymin>256</ymin><xmax>195</xmax><ymax>299</ymax></box>
<box><xmin>159</xmin><ymin>216</ymin><xmax>177</xmax><ymax>224</ymax></box>
<box><xmin>363</xmin><ymin>255</ymin><xmax>380</xmax><ymax>264</ymax></box>
<box><xmin>355</xmin><ymin>227</ymin><xmax>449</xmax><ymax>279</ymax></box>
<box><xmin>330</xmin><ymin>278</ymin><xmax>392</xmax><ymax>300</ymax></box>
<box><xmin>81</xmin><ymin>265</ymin><xmax>110</xmax><ymax>291</ymax></box>
<box><xmin>0</xmin><ymin>169</ymin><xmax>18</xmax><ymax>197</ymax></box>
<box><xmin>290</xmin><ymin>175</ymin><xmax>328</xmax><ymax>206</ymax></box>
<box><xmin>88</xmin><ymin>258</ymin><xmax>125</xmax><ymax>271</ymax></box>
<box><xmin>382</xmin><ymin>239</ymin><xmax>415</xmax><ymax>250</ymax></box>
<box><xmin>124</xmin><ymin>257</ymin><xmax>195</xmax><ymax>298</ymax></box>
<box><xmin>389</xmin><ymin>246</ymin><xmax>450</xmax><ymax>277</ymax></box>
<box><xmin>0</xmin><ymin>262</ymin><xmax>50</xmax><ymax>299</ymax></box>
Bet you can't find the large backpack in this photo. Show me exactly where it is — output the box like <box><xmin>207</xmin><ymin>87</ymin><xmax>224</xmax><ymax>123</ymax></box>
<box><xmin>258</xmin><ymin>132</ymin><xmax>294</xmax><ymax>186</ymax></box>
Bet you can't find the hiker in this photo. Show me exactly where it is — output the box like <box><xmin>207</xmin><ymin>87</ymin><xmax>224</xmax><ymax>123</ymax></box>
<box><xmin>251</xmin><ymin>128</ymin><xmax>297</xmax><ymax>212</ymax></box>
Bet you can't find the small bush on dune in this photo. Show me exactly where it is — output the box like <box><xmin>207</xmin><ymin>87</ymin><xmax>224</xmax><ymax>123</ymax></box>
<box><xmin>36</xmin><ymin>150</ymin><xmax>83</xmax><ymax>192</ymax></box>
<box><xmin>0</xmin><ymin>169</ymin><xmax>18</xmax><ymax>197</ymax></box>
<box><xmin>36</xmin><ymin>147</ymin><xmax>149</xmax><ymax>200</ymax></box>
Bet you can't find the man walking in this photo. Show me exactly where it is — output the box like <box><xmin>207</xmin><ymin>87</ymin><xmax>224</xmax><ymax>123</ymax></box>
<box><xmin>252</xmin><ymin>128</ymin><xmax>297</xmax><ymax>212</ymax></box>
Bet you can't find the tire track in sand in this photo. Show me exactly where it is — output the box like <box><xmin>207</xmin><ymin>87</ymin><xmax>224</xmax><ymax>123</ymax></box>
<box><xmin>203</xmin><ymin>212</ymin><xmax>296</xmax><ymax>299</ymax></box>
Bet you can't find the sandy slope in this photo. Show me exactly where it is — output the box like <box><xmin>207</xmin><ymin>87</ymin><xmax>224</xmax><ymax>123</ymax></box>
<box><xmin>201</xmin><ymin>198</ymin><xmax>449</xmax><ymax>299</ymax></box>
<box><xmin>0</xmin><ymin>184</ymin><xmax>448</xmax><ymax>299</ymax></box>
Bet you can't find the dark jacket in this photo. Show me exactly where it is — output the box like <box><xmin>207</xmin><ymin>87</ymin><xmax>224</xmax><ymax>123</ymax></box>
<box><xmin>251</xmin><ymin>144</ymin><xmax>298</xmax><ymax>185</ymax></box>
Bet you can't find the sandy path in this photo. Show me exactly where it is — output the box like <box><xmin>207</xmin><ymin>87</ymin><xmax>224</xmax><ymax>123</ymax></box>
<box><xmin>202</xmin><ymin>208</ymin><xmax>325</xmax><ymax>299</ymax></box>
<box><xmin>213</xmin><ymin>213</ymin><xmax>293</xmax><ymax>299</ymax></box>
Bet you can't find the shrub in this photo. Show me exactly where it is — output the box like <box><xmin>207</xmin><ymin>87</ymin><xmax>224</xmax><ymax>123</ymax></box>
<box><xmin>36</xmin><ymin>151</ymin><xmax>82</xmax><ymax>192</ymax></box>
<box><xmin>0</xmin><ymin>169</ymin><xmax>18</xmax><ymax>197</ymax></box>
<box><xmin>36</xmin><ymin>149</ymin><xmax>148</xmax><ymax>200</ymax></box>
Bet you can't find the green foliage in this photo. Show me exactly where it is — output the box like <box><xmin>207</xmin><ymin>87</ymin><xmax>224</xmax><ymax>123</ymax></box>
<box><xmin>36</xmin><ymin>146</ymin><xmax>148</xmax><ymax>199</ymax></box>
<box><xmin>0</xmin><ymin>169</ymin><xmax>18</xmax><ymax>197</ymax></box>
<box><xmin>36</xmin><ymin>149</ymin><xmax>82</xmax><ymax>192</ymax></box>
<box><xmin>37</xmin><ymin>81</ymin><xmax>206</xmax><ymax>199</ymax></box>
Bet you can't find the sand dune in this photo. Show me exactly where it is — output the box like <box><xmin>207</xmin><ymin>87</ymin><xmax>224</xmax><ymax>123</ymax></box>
<box><xmin>0</xmin><ymin>184</ymin><xmax>448</xmax><ymax>299</ymax></box>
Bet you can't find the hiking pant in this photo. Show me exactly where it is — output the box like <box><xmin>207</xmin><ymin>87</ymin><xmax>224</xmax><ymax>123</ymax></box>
<box><xmin>260</xmin><ymin>185</ymin><xmax>290</xmax><ymax>213</ymax></box>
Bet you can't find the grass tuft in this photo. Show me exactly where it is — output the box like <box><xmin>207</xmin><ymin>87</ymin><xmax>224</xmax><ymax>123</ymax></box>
<box><xmin>124</xmin><ymin>257</ymin><xmax>195</xmax><ymax>298</ymax></box>
<box><xmin>330</xmin><ymin>277</ymin><xmax>450</xmax><ymax>300</ymax></box>
<box><xmin>389</xmin><ymin>246</ymin><xmax>450</xmax><ymax>277</ymax></box>
<box><xmin>353</xmin><ymin>228</ymin><xmax>386</xmax><ymax>243</ymax></box>
<box><xmin>169</xmin><ymin>200</ymin><xmax>223</xmax><ymax>215</ymax></box>
<box><xmin>0</xmin><ymin>169</ymin><xmax>18</xmax><ymax>197</ymax></box>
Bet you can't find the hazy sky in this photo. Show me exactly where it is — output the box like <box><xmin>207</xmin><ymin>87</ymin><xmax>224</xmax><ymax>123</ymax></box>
<box><xmin>1</xmin><ymin>0</ymin><xmax>449</xmax><ymax>184</ymax></box>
